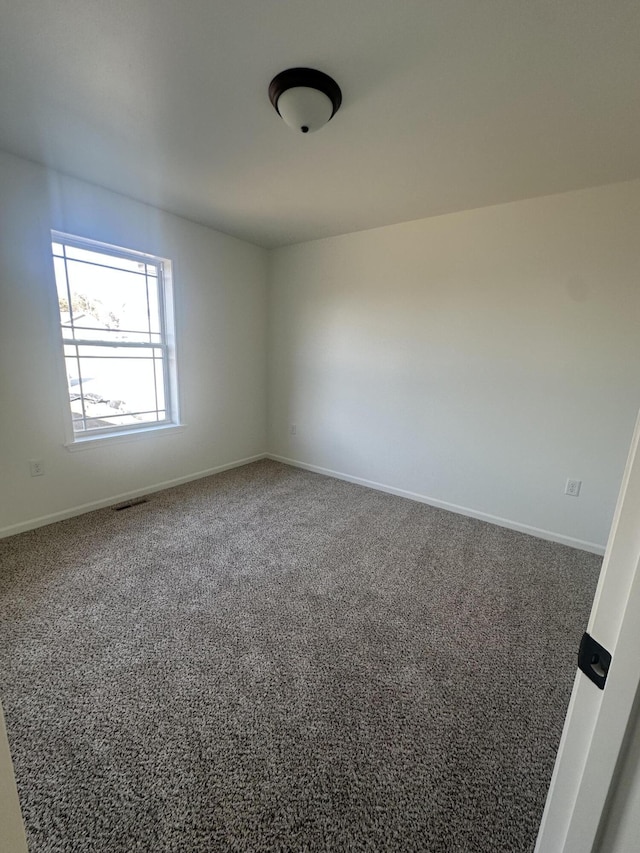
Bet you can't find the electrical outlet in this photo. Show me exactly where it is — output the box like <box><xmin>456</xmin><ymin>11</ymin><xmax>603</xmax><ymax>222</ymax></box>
<box><xmin>290</xmin><ymin>424</ymin><xmax>297</xmax><ymax>435</ymax></box>
<box><xmin>29</xmin><ymin>459</ymin><xmax>45</xmax><ymax>477</ymax></box>
<box><xmin>565</xmin><ymin>478</ymin><xmax>581</xmax><ymax>497</ymax></box>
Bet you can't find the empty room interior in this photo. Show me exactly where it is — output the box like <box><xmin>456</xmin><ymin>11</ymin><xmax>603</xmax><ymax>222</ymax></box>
<box><xmin>2</xmin><ymin>2</ymin><xmax>640</xmax><ymax>851</ymax></box>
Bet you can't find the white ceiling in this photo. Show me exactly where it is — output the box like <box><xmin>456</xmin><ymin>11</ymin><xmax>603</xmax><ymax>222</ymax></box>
<box><xmin>1</xmin><ymin>0</ymin><xmax>640</xmax><ymax>248</ymax></box>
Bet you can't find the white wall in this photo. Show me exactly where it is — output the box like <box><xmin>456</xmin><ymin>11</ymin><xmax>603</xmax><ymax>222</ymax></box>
<box><xmin>267</xmin><ymin>180</ymin><xmax>640</xmax><ymax>551</ymax></box>
<box><xmin>3</xmin><ymin>149</ymin><xmax>640</xmax><ymax>551</ymax></box>
<box><xmin>0</xmin><ymin>150</ymin><xmax>267</xmax><ymax>535</ymax></box>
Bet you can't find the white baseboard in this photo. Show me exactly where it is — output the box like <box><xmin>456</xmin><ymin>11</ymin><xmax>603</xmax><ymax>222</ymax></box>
<box><xmin>0</xmin><ymin>453</ymin><xmax>267</xmax><ymax>539</ymax></box>
<box><xmin>2</xmin><ymin>451</ymin><xmax>606</xmax><ymax>555</ymax></box>
<box><xmin>267</xmin><ymin>454</ymin><xmax>606</xmax><ymax>555</ymax></box>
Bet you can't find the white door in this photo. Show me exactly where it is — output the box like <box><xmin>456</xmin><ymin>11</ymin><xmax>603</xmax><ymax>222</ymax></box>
<box><xmin>0</xmin><ymin>701</ymin><xmax>28</xmax><ymax>853</ymax></box>
<box><xmin>535</xmin><ymin>411</ymin><xmax>640</xmax><ymax>852</ymax></box>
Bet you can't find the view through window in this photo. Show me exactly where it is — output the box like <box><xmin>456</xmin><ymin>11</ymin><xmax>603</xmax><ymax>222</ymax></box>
<box><xmin>51</xmin><ymin>234</ymin><xmax>178</xmax><ymax>439</ymax></box>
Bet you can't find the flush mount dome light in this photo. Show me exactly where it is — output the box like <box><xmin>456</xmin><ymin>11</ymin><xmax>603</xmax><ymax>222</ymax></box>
<box><xmin>269</xmin><ymin>68</ymin><xmax>342</xmax><ymax>134</ymax></box>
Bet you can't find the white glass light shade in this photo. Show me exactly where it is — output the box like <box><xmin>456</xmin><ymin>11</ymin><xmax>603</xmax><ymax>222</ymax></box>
<box><xmin>276</xmin><ymin>86</ymin><xmax>334</xmax><ymax>134</ymax></box>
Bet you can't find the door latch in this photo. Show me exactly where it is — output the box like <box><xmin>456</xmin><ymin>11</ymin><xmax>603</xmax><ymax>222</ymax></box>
<box><xmin>578</xmin><ymin>632</ymin><xmax>611</xmax><ymax>690</ymax></box>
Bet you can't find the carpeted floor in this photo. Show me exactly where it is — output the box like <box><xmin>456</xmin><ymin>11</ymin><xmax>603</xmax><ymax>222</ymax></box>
<box><xmin>0</xmin><ymin>460</ymin><xmax>600</xmax><ymax>852</ymax></box>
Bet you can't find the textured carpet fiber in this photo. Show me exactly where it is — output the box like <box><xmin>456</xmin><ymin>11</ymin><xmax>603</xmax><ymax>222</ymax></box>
<box><xmin>0</xmin><ymin>460</ymin><xmax>600</xmax><ymax>852</ymax></box>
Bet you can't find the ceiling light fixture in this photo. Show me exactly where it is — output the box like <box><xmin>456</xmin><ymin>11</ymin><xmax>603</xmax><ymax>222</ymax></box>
<box><xmin>269</xmin><ymin>68</ymin><xmax>342</xmax><ymax>134</ymax></box>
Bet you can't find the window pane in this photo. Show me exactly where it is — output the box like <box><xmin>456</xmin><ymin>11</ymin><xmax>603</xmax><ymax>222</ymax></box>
<box><xmin>64</xmin><ymin>355</ymin><xmax>85</xmax><ymax>429</ymax></box>
<box><xmin>74</xmin><ymin>344</ymin><xmax>159</xmax><ymax>359</ymax></box>
<box><xmin>147</xmin><ymin>276</ymin><xmax>161</xmax><ymax>335</ymax></box>
<box><xmin>64</xmin><ymin>354</ymin><xmax>80</xmax><ymax>379</ymax></box>
<box><xmin>154</xmin><ymin>355</ymin><xmax>166</xmax><ymax>411</ymax></box>
<box><xmin>64</xmin><ymin>245</ymin><xmax>147</xmax><ymax>275</ymax></box>
<box><xmin>72</xmin><ymin>356</ymin><xmax>159</xmax><ymax>428</ymax></box>
<box><xmin>54</xmin><ymin>258</ymin><xmax>73</xmax><ymax>325</ymax></box>
<box><xmin>83</xmin><ymin>412</ymin><xmax>161</xmax><ymax>430</ymax></box>
<box><xmin>52</xmin><ymin>234</ymin><xmax>176</xmax><ymax>439</ymax></box>
<box><xmin>65</xmin><ymin>261</ymin><xmax>152</xmax><ymax>334</ymax></box>
<box><xmin>63</xmin><ymin>327</ymin><xmax>161</xmax><ymax>344</ymax></box>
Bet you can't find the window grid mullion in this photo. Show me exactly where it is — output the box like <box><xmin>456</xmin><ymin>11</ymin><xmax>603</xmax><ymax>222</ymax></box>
<box><xmin>53</xmin><ymin>235</ymin><xmax>175</xmax><ymax>439</ymax></box>
<box><xmin>62</xmin><ymin>338</ymin><xmax>163</xmax><ymax>349</ymax></box>
<box><xmin>70</xmin><ymin>416</ymin><xmax>170</xmax><ymax>440</ymax></box>
<box><xmin>52</xmin><ymin>232</ymin><xmax>160</xmax><ymax>271</ymax></box>
<box><xmin>51</xmin><ymin>253</ymin><xmax>152</xmax><ymax>278</ymax></box>
<box><xmin>85</xmin><ymin>408</ymin><xmax>168</xmax><ymax>421</ymax></box>
<box><xmin>63</xmin><ymin>323</ymin><xmax>164</xmax><ymax>337</ymax></box>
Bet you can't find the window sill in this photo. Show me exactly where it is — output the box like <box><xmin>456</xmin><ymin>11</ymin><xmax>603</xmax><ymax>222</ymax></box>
<box><xmin>64</xmin><ymin>423</ymin><xmax>186</xmax><ymax>452</ymax></box>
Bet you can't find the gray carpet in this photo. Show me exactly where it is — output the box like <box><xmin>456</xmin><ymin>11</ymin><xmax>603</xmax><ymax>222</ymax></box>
<box><xmin>0</xmin><ymin>460</ymin><xmax>600</xmax><ymax>852</ymax></box>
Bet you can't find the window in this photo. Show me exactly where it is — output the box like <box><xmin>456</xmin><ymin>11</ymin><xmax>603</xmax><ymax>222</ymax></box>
<box><xmin>51</xmin><ymin>233</ymin><xmax>179</xmax><ymax>444</ymax></box>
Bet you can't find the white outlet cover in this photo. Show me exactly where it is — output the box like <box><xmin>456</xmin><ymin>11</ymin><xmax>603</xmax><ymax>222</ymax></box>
<box><xmin>565</xmin><ymin>479</ymin><xmax>582</xmax><ymax>497</ymax></box>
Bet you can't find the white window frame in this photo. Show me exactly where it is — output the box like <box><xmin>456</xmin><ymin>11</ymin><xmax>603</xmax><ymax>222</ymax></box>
<box><xmin>51</xmin><ymin>232</ymin><xmax>182</xmax><ymax>449</ymax></box>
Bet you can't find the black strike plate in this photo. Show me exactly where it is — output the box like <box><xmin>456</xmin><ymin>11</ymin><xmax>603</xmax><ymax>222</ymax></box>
<box><xmin>578</xmin><ymin>632</ymin><xmax>611</xmax><ymax>690</ymax></box>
